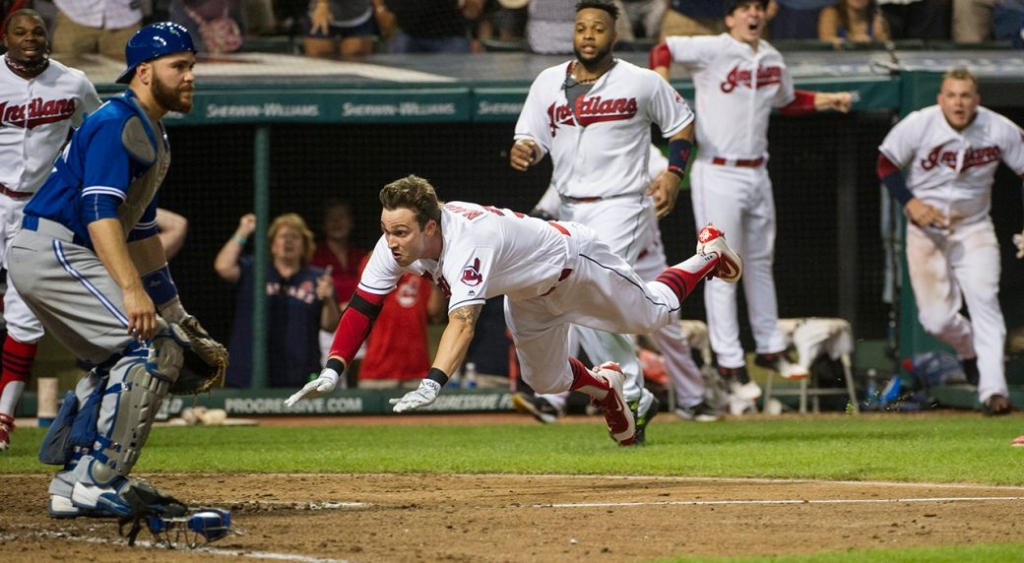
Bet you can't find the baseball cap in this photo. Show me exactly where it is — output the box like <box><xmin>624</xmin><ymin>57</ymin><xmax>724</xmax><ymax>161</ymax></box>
<box><xmin>727</xmin><ymin>0</ymin><xmax>769</xmax><ymax>14</ymax></box>
<box><xmin>116</xmin><ymin>22</ymin><xmax>196</xmax><ymax>84</ymax></box>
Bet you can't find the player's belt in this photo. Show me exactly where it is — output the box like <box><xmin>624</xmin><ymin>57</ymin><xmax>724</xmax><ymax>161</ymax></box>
<box><xmin>0</xmin><ymin>183</ymin><xmax>33</xmax><ymax>199</ymax></box>
<box><xmin>710</xmin><ymin>156</ymin><xmax>765</xmax><ymax>168</ymax></box>
<box><xmin>560</xmin><ymin>195</ymin><xmax>603</xmax><ymax>203</ymax></box>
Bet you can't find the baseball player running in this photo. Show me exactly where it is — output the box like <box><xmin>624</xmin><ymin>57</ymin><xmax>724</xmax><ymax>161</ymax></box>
<box><xmin>8</xmin><ymin>22</ymin><xmax>211</xmax><ymax>517</ymax></box>
<box><xmin>0</xmin><ymin>9</ymin><xmax>101</xmax><ymax>453</ymax></box>
<box><xmin>649</xmin><ymin>0</ymin><xmax>852</xmax><ymax>407</ymax></box>
<box><xmin>286</xmin><ymin>175</ymin><xmax>742</xmax><ymax>446</ymax></box>
<box><xmin>510</xmin><ymin>0</ymin><xmax>696</xmax><ymax>443</ymax></box>
<box><xmin>878</xmin><ymin>68</ymin><xmax>1024</xmax><ymax>416</ymax></box>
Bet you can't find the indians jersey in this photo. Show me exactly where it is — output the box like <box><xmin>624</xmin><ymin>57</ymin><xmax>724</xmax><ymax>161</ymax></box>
<box><xmin>359</xmin><ymin>202</ymin><xmax>575</xmax><ymax>312</ymax></box>
<box><xmin>514</xmin><ymin>58</ymin><xmax>693</xmax><ymax>200</ymax></box>
<box><xmin>879</xmin><ymin>105</ymin><xmax>1024</xmax><ymax>226</ymax></box>
<box><xmin>24</xmin><ymin>90</ymin><xmax>168</xmax><ymax>250</ymax></box>
<box><xmin>0</xmin><ymin>59</ymin><xmax>101</xmax><ymax>194</ymax></box>
<box><xmin>664</xmin><ymin>33</ymin><xmax>795</xmax><ymax>159</ymax></box>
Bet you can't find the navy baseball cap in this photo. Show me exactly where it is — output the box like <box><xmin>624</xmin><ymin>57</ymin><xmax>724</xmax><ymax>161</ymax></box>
<box><xmin>116</xmin><ymin>22</ymin><xmax>196</xmax><ymax>84</ymax></box>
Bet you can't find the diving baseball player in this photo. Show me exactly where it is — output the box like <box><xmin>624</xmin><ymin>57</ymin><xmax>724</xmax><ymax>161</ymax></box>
<box><xmin>0</xmin><ymin>9</ymin><xmax>102</xmax><ymax>453</ymax></box>
<box><xmin>7</xmin><ymin>22</ymin><xmax>211</xmax><ymax>517</ymax></box>
<box><xmin>509</xmin><ymin>0</ymin><xmax>695</xmax><ymax>443</ymax></box>
<box><xmin>878</xmin><ymin>68</ymin><xmax>1024</xmax><ymax>416</ymax></box>
<box><xmin>650</xmin><ymin>0</ymin><xmax>852</xmax><ymax>406</ymax></box>
<box><xmin>285</xmin><ymin>175</ymin><xmax>742</xmax><ymax>447</ymax></box>
<box><xmin>515</xmin><ymin>145</ymin><xmax>718</xmax><ymax>423</ymax></box>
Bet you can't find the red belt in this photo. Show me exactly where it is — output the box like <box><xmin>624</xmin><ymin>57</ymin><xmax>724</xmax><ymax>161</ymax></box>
<box><xmin>561</xmin><ymin>195</ymin><xmax>603</xmax><ymax>203</ymax></box>
<box><xmin>0</xmin><ymin>183</ymin><xmax>32</xmax><ymax>199</ymax></box>
<box><xmin>711</xmin><ymin>156</ymin><xmax>765</xmax><ymax>168</ymax></box>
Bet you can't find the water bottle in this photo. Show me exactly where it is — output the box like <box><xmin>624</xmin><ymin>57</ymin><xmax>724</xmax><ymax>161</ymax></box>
<box><xmin>863</xmin><ymin>368</ymin><xmax>879</xmax><ymax>409</ymax></box>
<box><xmin>445</xmin><ymin>366</ymin><xmax>462</xmax><ymax>390</ymax></box>
<box><xmin>463</xmin><ymin>362</ymin><xmax>478</xmax><ymax>389</ymax></box>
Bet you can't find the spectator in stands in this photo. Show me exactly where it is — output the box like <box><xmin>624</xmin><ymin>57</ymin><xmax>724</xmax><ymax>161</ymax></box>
<box><xmin>383</xmin><ymin>0</ymin><xmax>481</xmax><ymax>53</ymax></box>
<box><xmin>50</xmin><ymin>0</ymin><xmax>143</xmax><ymax>59</ymax></box>
<box><xmin>492</xmin><ymin>0</ymin><xmax>528</xmax><ymax>41</ymax></box>
<box><xmin>818</xmin><ymin>0</ymin><xmax>890</xmax><ymax>45</ymax></box>
<box><xmin>302</xmin><ymin>0</ymin><xmax>379</xmax><ymax>58</ymax></box>
<box><xmin>614</xmin><ymin>0</ymin><xmax>667</xmax><ymax>43</ymax></box>
<box><xmin>524</xmin><ymin>0</ymin><xmax>575</xmax><ymax>53</ymax></box>
<box><xmin>168</xmin><ymin>0</ymin><xmax>245</xmax><ymax>54</ymax></box>
<box><xmin>660</xmin><ymin>0</ymin><xmax>728</xmax><ymax>39</ymax></box>
<box><xmin>876</xmin><ymin>0</ymin><xmax>950</xmax><ymax>41</ymax></box>
<box><xmin>953</xmin><ymin>0</ymin><xmax>1024</xmax><ymax>42</ymax></box>
<box><xmin>357</xmin><ymin>254</ymin><xmax>446</xmax><ymax>389</ymax></box>
<box><xmin>216</xmin><ymin>212</ymin><xmax>341</xmax><ymax>388</ymax></box>
<box><xmin>770</xmin><ymin>0</ymin><xmax>832</xmax><ymax>40</ymax></box>
<box><xmin>311</xmin><ymin>199</ymin><xmax>368</xmax><ymax>365</ymax></box>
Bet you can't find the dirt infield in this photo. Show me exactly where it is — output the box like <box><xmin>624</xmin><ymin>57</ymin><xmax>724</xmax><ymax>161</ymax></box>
<box><xmin>2</xmin><ymin>415</ymin><xmax>1023</xmax><ymax>562</ymax></box>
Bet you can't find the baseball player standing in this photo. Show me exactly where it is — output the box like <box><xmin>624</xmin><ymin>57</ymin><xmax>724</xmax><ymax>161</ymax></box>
<box><xmin>0</xmin><ymin>9</ymin><xmax>101</xmax><ymax>453</ymax></box>
<box><xmin>650</xmin><ymin>0</ymin><xmax>853</xmax><ymax>407</ymax></box>
<box><xmin>286</xmin><ymin>175</ymin><xmax>742</xmax><ymax>447</ymax></box>
<box><xmin>878</xmin><ymin>68</ymin><xmax>1024</xmax><ymax>416</ymax></box>
<box><xmin>510</xmin><ymin>0</ymin><xmax>696</xmax><ymax>443</ymax></box>
<box><xmin>8</xmin><ymin>22</ymin><xmax>211</xmax><ymax>517</ymax></box>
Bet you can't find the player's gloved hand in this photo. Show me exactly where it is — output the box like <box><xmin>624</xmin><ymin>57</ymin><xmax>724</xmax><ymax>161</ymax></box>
<box><xmin>1014</xmin><ymin>231</ymin><xmax>1024</xmax><ymax>259</ymax></box>
<box><xmin>389</xmin><ymin>378</ymin><xmax>442</xmax><ymax>413</ymax></box>
<box><xmin>284</xmin><ymin>368</ymin><xmax>340</xmax><ymax>407</ymax></box>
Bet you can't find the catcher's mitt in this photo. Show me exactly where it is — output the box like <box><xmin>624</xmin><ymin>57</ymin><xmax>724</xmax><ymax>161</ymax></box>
<box><xmin>169</xmin><ymin>316</ymin><xmax>228</xmax><ymax>396</ymax></box>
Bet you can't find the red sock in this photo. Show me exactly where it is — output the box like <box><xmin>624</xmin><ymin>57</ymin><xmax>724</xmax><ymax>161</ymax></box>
<box><xmin>656</xmin><ymin>254</ymin><xmax>717</xmax><ymax>303</ymax></box>
<box><xmin>567</xmin><ymin>357</ymin><xmax>609</xmax><ymax>400</ymax></box>
<box><xmin>1</xmin><ymin>336</ymin><xmax>38</xmax><ymax>391</ymax></box>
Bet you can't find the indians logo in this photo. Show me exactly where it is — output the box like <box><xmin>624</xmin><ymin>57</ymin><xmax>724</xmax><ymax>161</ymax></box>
<box><xmin>920</xmin><ymin>144</ymin><xmax>1001</xmax><ymax>172</ymax></box>
<box><xmin>460</xmin><ymin>257</ymin><xmax>484</xmax><ymax>287</ymax></box>
<box><xmin>546</xmin><ymin>96</ymin><xmax>638</xmax><ymax>136</ymax></box>
<box><xmin>0</xmin><ymin>97</ymin><xmax>77</xmax><ymax>129</ymax></box>
<box><xmin>720</xmin><ymin>65</ymin><xmax>783</xmax><ymax>93</ymax></box>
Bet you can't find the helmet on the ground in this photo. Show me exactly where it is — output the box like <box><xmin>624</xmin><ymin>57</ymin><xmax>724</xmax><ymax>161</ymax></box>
<box><xmin>116</xmin><ymin>22</ymin><xmax>196</xmax><ymax>84</ymax></box>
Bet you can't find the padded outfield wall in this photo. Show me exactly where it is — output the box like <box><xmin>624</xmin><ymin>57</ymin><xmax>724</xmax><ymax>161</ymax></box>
<box><xmin>22</xmin><ymin>50</ymin><xmax>1024</xmax><ymax>414</ymax></box>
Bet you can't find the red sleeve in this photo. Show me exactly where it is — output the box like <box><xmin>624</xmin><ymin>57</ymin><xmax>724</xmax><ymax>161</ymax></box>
<box><xmin>328</xmin><ymin>288</ymin><xmax>386</xmax><ymax>364</ymax></box>
<box><xmin>649</xmin><ymin>43</ymin><xmax>671</xmax><ymax>70</ymax></box>
<box><xmin>777</xmin><ymin>90</ymin><xmax>816</xmax><ymax>116</ymax></box>
<box><xmin>877</xmin><ymin>153</ymin><xmax>900</xmax><ymax>179</ymax></box>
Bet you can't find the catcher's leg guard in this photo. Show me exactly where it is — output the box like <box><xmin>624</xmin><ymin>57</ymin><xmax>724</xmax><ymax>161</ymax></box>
<box><xmin>70</xmin><ymin>333</ymin><xmax>185</xmax><ymax>508</ymax></box>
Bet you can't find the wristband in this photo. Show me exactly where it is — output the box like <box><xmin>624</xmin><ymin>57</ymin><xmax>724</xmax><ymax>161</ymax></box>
<box><xmin>141</xmin><ymin>264</ymin><xmax>179</xmax><ymax>308</ymax></box>
<box><xmin>426</xmin><ymin>367</ymin><xmax>449</xmax><ymax>387</ymax></box>
<box><xmin>233</xmin><ymin>235</ymin><xmax>247</xmax><ymax>245</ymax></box>
<box><xmin>325</xmin><ymin>357</ymin><xmax>345</xmax><ymax>374</ymax></box>
<box><xmin>668</xmin><ymin>138</ymin><xmax>693</xmax><ymax>179</ymax></box>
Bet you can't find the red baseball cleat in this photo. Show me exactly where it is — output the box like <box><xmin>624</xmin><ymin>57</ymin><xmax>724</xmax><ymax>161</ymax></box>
<box><xmin>590</xmin><ymin>362</ymin><xmax>636</xmax><ymax>446</ymax></box>
<box><xmin>697</xmin><ymin>224</ymin><xmax>742</xmax><ymax>283</ymax></box>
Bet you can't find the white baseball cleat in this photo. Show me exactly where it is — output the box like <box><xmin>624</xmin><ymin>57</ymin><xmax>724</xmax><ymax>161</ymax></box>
<box><xmin>697</xmin><ymin>224</ymin><xmax>742</xmax><ymax>283</ymax></box>
<box><xmin>755</xmin><ymin>352</ymin><xmax>809</xmax><ymax>380</ymax></box>
<box><xmin>591</xmin><ymin>362</ymin><xmax>636</xmax><ymax>446</ymax></box>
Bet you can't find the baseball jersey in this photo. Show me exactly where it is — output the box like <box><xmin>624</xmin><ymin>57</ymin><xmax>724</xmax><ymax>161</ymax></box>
<box><xmin>664</xmin><ymin>33</ymin><xmax>795</xmax><ymax>159</ymax></box>
<box><xmin>24</xmin><ymin>91</ymin><xmax>167</xmax><ymax>250</ymax></box>
<box><xmin>225</xmin><ymin>256</ymin><xmax>328</xmax><ymax>388</ymax></box>
<box><xmin>359</xmin><ymin>202</ymin><xmax>574</xmax><ymax>312</ymax></box>
<box><xmin>514</xmin><ymin>58</ymin><xmax>693</xmax><ymax>200</ymax></box>
<box><xmin>0</xmin><ymin>59</ymin><xmax>101</xmax><ymax>194</ymax></box>
<box><xmin>358</xmin><ymin>272</ymin><xmax>433</xmax><ymax>381</ymax></box>
<box><xmin>879</xmin><ymin>105</ymin><xmax>1024</xmax><ymax>226</ymax></box>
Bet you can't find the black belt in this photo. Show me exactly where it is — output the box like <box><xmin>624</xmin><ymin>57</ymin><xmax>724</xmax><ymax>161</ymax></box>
<box><xmin>0</xmin><ymin>183</ymin><xmax>32</xmax><ymax>199</ymax></box>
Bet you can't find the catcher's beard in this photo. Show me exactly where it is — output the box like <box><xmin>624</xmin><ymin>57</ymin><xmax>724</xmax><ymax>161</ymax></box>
<box><xmin>151</xmin><ymin>74</ymin><xmax>194</xmax><ymax>114</ymax></box>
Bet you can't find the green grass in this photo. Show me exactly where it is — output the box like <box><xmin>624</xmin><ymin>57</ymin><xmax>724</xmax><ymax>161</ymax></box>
<box><xmin>5</xmin><ymin>413</ymin><xmax>1024</xmax><ymax>562</ymax></box>
<box><xmin>4</xmin><ymin>413</ymin><xmax>1024</xmax><ymax>485</ymax></box>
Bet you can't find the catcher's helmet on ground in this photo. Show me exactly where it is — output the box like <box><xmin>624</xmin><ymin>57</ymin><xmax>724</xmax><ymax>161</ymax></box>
<box><xmin>116</xmin><ymin>22</ymin><xmax>196</xmax><ymax>84</ymax></box>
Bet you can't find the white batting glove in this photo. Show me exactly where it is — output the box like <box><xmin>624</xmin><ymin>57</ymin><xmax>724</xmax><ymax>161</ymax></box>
<box><xmin>1014</xmin><ymin>231</ymin><xmax>1024</xmax><ymax>259</ymax></box>
<box><xmin>389</xmin><ymin>379</ymin><xmax>441</xmax><ymax>413</ymax></box>
<box><xmin>284</xmin><ymin>368</ymin><xmax>340</xmax><ymax>407</ymax></box>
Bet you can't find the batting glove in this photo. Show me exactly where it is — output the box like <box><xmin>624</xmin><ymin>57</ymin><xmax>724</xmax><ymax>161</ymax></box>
<box><xmin>284</xmin><ymin>368</ymin><xmax>340</xmax><ymax>407</ymax></box>
<box><xmin>389</xmin><ymin>379</ymin><xmax>441</xmax><ymax>413</ymax></box>
<box><xmin>1014</xmin><ymin>231</ymin><xmax>1024</xmax><ymax>259</ymax></box>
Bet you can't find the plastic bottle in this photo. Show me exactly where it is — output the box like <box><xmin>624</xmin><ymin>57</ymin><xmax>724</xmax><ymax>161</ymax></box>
<box><xmin>463</xmin><ymin>362</ymin><xmax>478</xmax><ymax>389</ymax></box>
<box><xmin>445</xmin><ymin>366</ymin><xmax>462</xmax><ymax>389</ymax></box>
<box><xmin>864</xmin><ymin>368</ymin><xmax>879</xmax><ymax>409</ymax></box>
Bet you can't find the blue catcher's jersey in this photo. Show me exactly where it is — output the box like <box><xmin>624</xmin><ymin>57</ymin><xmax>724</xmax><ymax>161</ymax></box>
<box><xmin>24</xmin><ymin>90</ymin><xmax>166</xmax><ymax>251</ymax></box>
